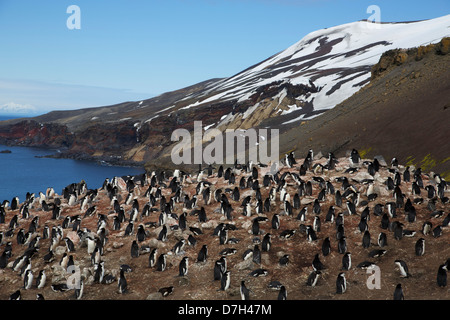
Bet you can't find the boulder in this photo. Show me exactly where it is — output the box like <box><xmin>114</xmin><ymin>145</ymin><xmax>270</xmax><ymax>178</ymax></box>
<box><xmin>437</xmin><ymin>37</ymin><xmax>450</xmax><ymax>55</ymax></box>
<box><xmin>146</xmin><ymin>292</ymin><xmax>163</xmax><ymax>300</ymax></box>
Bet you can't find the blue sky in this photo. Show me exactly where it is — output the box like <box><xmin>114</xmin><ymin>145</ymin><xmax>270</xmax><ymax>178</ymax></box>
<box><xmin>0</xmin><ymin>0</ymin><xmax>448</xmax><ymax>115</ymax></box>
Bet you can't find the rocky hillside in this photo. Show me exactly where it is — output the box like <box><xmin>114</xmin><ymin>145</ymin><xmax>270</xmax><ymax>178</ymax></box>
<box><xmin>0</xmin><ymin>16</ymin><xmax>449</xmax><ymax>168</ymax></box>
<box><xmin>145</xmin><ymin>37</ymin><xmax>450</xmax><ymax>180</ymax></box>
<box><xmin>0</xmin><ymin>151</ymin><xmax>448</xmax><ymax>301</ymax></box>
<box><xmin>276</xmin><ymin>37</ymin><xmax>450</xmax><ymax>179</ymax></box>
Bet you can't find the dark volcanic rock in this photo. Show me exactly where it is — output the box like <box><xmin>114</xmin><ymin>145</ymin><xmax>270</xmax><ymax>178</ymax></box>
<box><xmin>0</xmin><ymin>120</ymin><xmax>73</xmax><ymax>149</ymax></box>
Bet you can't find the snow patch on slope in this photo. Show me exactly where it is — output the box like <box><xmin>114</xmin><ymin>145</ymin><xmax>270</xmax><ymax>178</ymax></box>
<box><xmin>184</xmin><ymin>15</ymin><xmax>450</xmax><ymax>126</ymax></box>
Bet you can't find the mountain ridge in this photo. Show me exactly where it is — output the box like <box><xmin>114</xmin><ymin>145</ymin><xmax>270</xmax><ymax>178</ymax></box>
<box><xmin>0</xmin><ymin>15</ymin><xmax>449</xmax><ymax>172</ymax></box>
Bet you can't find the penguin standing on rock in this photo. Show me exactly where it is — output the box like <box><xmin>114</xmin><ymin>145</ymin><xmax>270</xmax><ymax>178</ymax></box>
<box><xmin>91</xmin><ymin>247</ymin><xmax>101</xmax><ymax>266</ymax></box>
<box><xmin>307</xmin><ymin>270</ymin><xmax>321</xmax><ymax>287</ymax></box>
<box><xmin>36</xmin><ymin>270</ymin><xmax>46</xmax><ymax>289</ymax></box>
<box><xmin>66</xmin><ymin>255</ymin><xmax>75</xmax><ymax>272</ymax></box>
<box><xmin>94</xmin><ymin>261</ymin><xmax>105</xmax><ymax>284</ymax></box>
<box><xmin>86</xmin><ymin>236</ymin><xmax>96</xmax><ymax>255</ymax></box>
<box><xmin>42</xmin><ymin>225</ymin><xmax>50</xmax><ymax>239</ymax></box>
<box><xmin>393</xmin><ymin>222</ymin><xmax>403</xmax><ymax>240</ymax></box>
<box><xmin>313</xmin><ymin>216</ymin><xmax>321</xmax><ymax>232</ymax></box>
<box><xmin>297</xmin><ymin>207</ymin><xmax>307</xmax><ymax>221</ymax></box>
<box><xmin>336</xmin><ymin>272</ymin><xmax>347</xmax><ymax>294</ymax></box>
<box><xmin>306</xmin><ymin>226</ymin><xmax>317</xmax><ymax>242</ymax></box>
<box><xmin>214</xmin><ymin>258</ymin><xmax>226</xmax><ymax>281</ymax></box>
<box><xmin>386</xmin><ymin>203</ymin><xmax>396</xmax><ymax>218</ymax></box>
<box><xmin>23</xmin><ymin>269</ymin><xmax>33</xmax><ymax>290</ymax></box>
<box><xmin>346</xmin><ymin>201</ymin><xmax>356</xmax><ymax>215</ymax></box>
<box><xmin>64</xmin><ymin>237</ymin><xmax>75</xmax><ymax>252</ymax></box>
<box><xmin>9</xmin><ymin>290</ymin><xmax>21</xmax><ymax>300</ymax></box>
<box><xmin>60</xmin><ymin>253</ymin><xmax>69</xmax><ymax>270</ymax></box>
<box><xmin>118</xmin><ymin>269</ymin><xmax>127</xmax><ymax>294</ymax></box>
<box><xmin>338</xmin><ymin>236</ymin><xmax>347</xmax><ymax>254</ymax></box>
<box><xmin>342</xmin><ymin>252</ymin><xmax>351</xmax><ymax>271</ymax></box>
<box><xmin>362</xmin><ymin>230</ymin><xmax>371</xmax><ymax>248</ymax></box>
<box><xmin>272</xmin><ymin>214</ymin><xmax>280</xmax><ymax>230</ymax></box>
<box><xmin>131</xmin><ymin>240</ymin><xmax>139</xmax><ymax>258</ymax></box>
<box><xmin>278</xmin><ymin>285</ymin><xmax>287</xmax><ymax>300</ymax></box>
<box><xmin>395</xmin><ymin>260</ymin><xmax>411</xmax><ymax>278</ymax></box>
<box><xmin>415</xmin><ymin>238</ymin><xmax>425</xmax><ymax>256</ymax></box>
<box><xmin>432</xmin><ymin>226</ymin><xmax>442</xmax><ymax>238</ymax></box>
<box><xmin>325</xmin><ymin>206</ymin><xmax>335</xmax><ymax>222</ymax></box>
<box><xmin>172</xmin><ymin>239</ymin><xmax>186</xmax><ymax>255</ymax></box>
<box><xmin>240</xmin><ymin>280</ymin><xmax>250</xmax><ymax>300</ymax></box>
<box><xmin>179</xmin><ymin>257</ymin><xmax>188</xmax><ymax>277</ymax></box>
<box><xmin>43</xmin><ymin>250</ymin><xmax>54</xmax><ymax>264</ymax></box>
<box><xmin>252</xmin><ymin>219</ymin><xmax>260</xmax><ymax>236</ymax></box>
<box><xmin>17</xmin><ymin>229</ymin><xmax>25</xmax><ymax>245</ymax></box>
<box><xmin>285</xmin><ymin>153</ymin><xmax>295</xmax><ymax>168</ymax></box>
<box><xmin>253</xmin><ymin>245</ymin><xmax>261</xmax><ymax>265</ymax></box>
<box><xmin>156</xmin><ymin>253</ymin><xmax>166</xmax><ymax>272</ymax></box>
<box><xmin>0</xmin><ymin>250</ymin><xmax>9</xmax><ymax>269</ymax></box>
<box><xmin>279</xmin><ymin>254</ymin><xmax>289</xmax><ymax>267</ymax></box>
<box><xmin>262</xmin><ymin>233</ymin><xmax>272</xmax><ymax>252</ymax></box>
<box><xmin>124</xmin><ymin>222</ymin><xmax>135</xmax><ymax>237</ymax></box>
<box><xmin>304</xmin><ymin>149</ymin><xmax>313</xmax><ymax>169</ymax></box>
<box><xmin>380</xmin><ymin>214</ymin><xmax>390</xmax><ymax>230</ymax></box>
<box><xmin>437</xmin><ymin>264</ymin><xmax>447</xmax><ymax>287</ymax></box>
<box><xmin>158</xmin><ymin>225</ymin><xmax>168</xmax><ymax>242</ymax></box>
<box><xmin>220</xmin><ymin>271</ymin><xmax>231</xmax><ymax>291</ymax></box>
<box><xmin>75</xmin><ymin>279</ymin><xmax>84</xmax><ymax>300</ymax></box>
<box><xmin>243</xmin><ymin>202</ymin><xmax>252</xmax><ymax>217</ymax></box>
<box><xmin>393</xmin><ymin>284</ymin><xmax>404</xmax><ymax>300</ymax></box>
<box><xmin>136</xmin><ymin>224</ymin><xmax>147</xmax><ymax>242</ymax></box>
<box><xmin>312</xmin><ymin>254</ymin><xmax>324</xmax><ymax>271</ymax></box>
<box><xmin>350</xmin><ymin>149</ymin><xmax>361</xmax><ymax>166</ymax></box>
<box><xmin>197</xmin><ymin>245</ymin><xmax>208</xmax><ymax>263</ymax></box>
<box><xmin>322</xmin><ymin>237</ymin><xmax>331</xmax><ymax>256</ymax></box>
<box><xmin>149</xmin><ymin>248</ymin><xmax>158</xmax><ymax>268</ymax></box>
<box><xmin>378</xmin><ymin>232</ymin><xmax>388</xmax><ymax>248</ymax></box>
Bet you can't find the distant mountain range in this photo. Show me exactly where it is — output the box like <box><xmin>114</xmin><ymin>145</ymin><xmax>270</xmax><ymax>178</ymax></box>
<box><xmin>0</xmin><ymin>15</ymin><xmax>449</xmax><ymax>176</ymax></box>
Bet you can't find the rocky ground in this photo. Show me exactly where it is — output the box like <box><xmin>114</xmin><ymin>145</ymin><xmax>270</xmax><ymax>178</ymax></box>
<box><xmin>0</xmin><ymin>151</ymin><xmax>448</xmax><ymax>301</ymax></box>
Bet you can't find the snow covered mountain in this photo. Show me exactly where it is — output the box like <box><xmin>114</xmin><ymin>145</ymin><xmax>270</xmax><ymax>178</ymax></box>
<box><xmin>1</xmin><ymin>15</ymin><xmax>449</xmax><ymax>167</ymax></box>
<box><xmin>175</xmin><ymin>14</ymin><xmax>450</xmax><ymax>127</ymax></box>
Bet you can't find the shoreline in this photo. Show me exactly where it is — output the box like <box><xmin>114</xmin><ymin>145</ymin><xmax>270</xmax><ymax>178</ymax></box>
<box><xmin>0</xmin><ymin>143</ymin><xmax>146</xmax><ymax>203</ymax></box>
<box><xmin>0</xmin><ymin>142</ymin><xmax>145</xmax><ymax>170</ymax></box>
<box><xmin>36</xmin><ymin>152</ymin><xmax>146</xmax><ymax>169</ymax></box>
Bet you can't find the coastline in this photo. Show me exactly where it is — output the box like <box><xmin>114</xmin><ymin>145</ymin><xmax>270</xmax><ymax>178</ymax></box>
<box><xmin>0</xmin><ymin>140</ymin><xmax>145</xmax><ymax>169</ymax></box>
<box><xmin>36</xmin><ymin>151</ymin><xmax>146</xmax><ymax>169</ymax></box>
<box><xmin>0</xmin><ymin>142</ymin><xmax>145</xmax><ymax>203</ymax></box>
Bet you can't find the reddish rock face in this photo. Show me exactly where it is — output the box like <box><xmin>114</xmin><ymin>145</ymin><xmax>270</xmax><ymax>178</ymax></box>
<box><xmin>0</xmin><ymin>120</ymin><xmax>74</xmax><ymax>149</ymax></box>
<box><xmin>0</xmin><ymin>120</ymin><xmax>141</xmax><ymax>165</ymax></box>
<box><xmin>0</xmin><ymin>77</ymin><xmax>322</xmax><ymax>168</ymax></box>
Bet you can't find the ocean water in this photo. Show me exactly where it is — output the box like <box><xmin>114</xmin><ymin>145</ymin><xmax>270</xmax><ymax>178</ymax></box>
<box><xmin>0</xmin><ymin>115</ymin><xmax>144</xmax><ymax>203</ymax></box>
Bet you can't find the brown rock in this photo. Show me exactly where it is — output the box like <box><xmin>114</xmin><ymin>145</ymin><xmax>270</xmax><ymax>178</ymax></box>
<box><xmin>437</xmin><ymin>37</ymin><xmax>450</xmax><ymax>55</ymax></box>
<box><xmin>394</xmin><ymin>51</ymin><xmax>408</xmax><ymax>65</ymax></box>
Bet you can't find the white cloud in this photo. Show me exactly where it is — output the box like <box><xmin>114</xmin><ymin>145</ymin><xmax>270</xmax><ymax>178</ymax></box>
<box><xmin>0</xmin><ymin>102</ymin><xmax>37</xmax><ymax>115</ymax></box>
<box><xmin>0</xmin><ymin>78</ymin><xmax>155</xmax><ymax>116</ymax></box>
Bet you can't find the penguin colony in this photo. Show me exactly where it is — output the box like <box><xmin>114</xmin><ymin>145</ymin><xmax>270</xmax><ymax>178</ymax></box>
<box><xmin>0</xmin><ymin>149</ymin><xmax>449</xmax><ymax>300</ymax></box>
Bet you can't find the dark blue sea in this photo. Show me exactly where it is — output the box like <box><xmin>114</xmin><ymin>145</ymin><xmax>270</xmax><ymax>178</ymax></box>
<box><xmin>0</xmin><ymin>115</ymin><xmax>144</xmax><ymax>203</ymax></box>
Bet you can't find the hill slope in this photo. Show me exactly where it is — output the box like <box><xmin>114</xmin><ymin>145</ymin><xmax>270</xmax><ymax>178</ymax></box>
<box><xmin>277</xmin><ymin>38</ymin><xmax>450</xmax><ymax>179</ymax></box>
<box><xmin>0</xmin><ymin>16</ymin><xmax>449</xmax><ymax>168</ymax></box>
